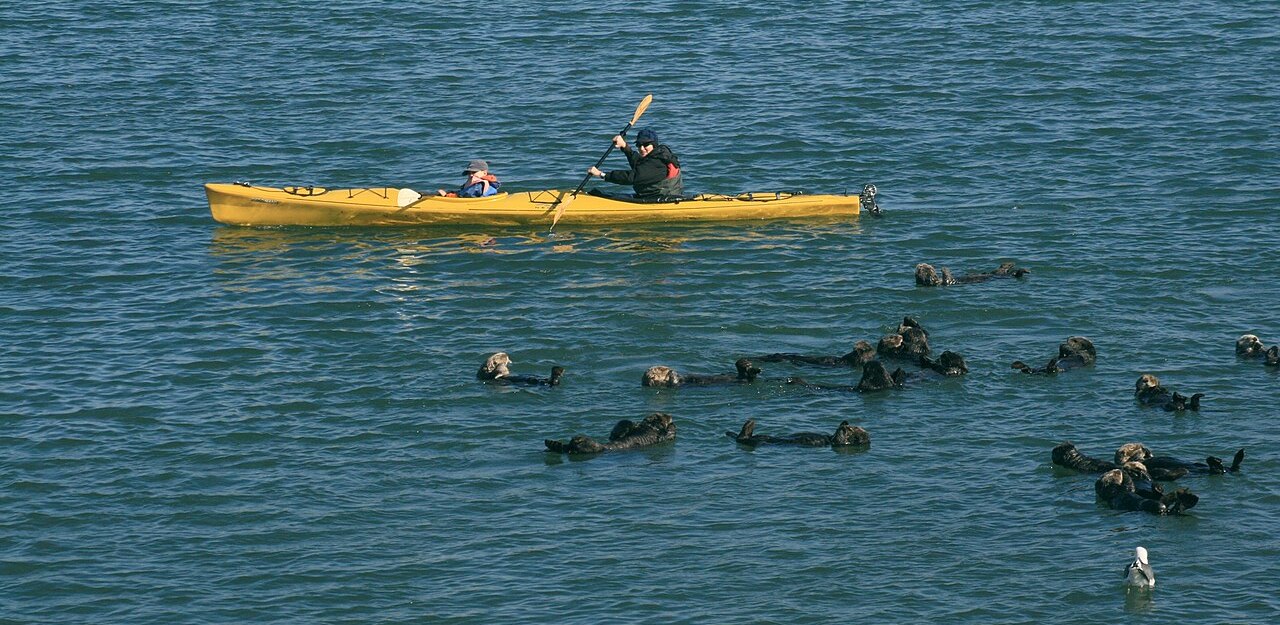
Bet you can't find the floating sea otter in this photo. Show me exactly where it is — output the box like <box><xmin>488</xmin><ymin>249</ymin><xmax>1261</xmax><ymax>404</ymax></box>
<box><xmin>915</xmin><ymin>261</ymin><xmax>1030</xmax><ymax>286</ymax></box>
<box><xmin>1113</xmin><ymin>442</ymin><xmax>1245</xmax><ymax>477</ymax></box>
<box><xmin>917</xmin><ymin>350</ymin><xmax>969</xmax><ymax>377</ymax></box>
<box><xmin>1011</xmin><ymin>336</ymin><xmax>1096</xmax><ymax>375</ymax></box>
<box><xmin>1134</xmin><ymin>374</ymin><xmax>1203</xmax><ymax>411</ymax></box>
<box><xmin>876</xmin><ymin>317</ymin><xmax>931</xmax><ymax>360</ymax></box>
<box><xmin>1053</xmin><ymin>441</ymin><xmax>1244</xmax><ymax>481</ymax></box>
<box><xmin>757</xmin><ymin>340</ymin><xmax>877</xmax><ymax>368</ymax></box>
<box><xmin>758</xmin><ymin>317</ymin><xmax>930</xmax><ymax>368</ymax></box>
<box><xmin>1235</xmin><ymin>334</ymin><xmax>1268</xmax><ymax>358</ymax></box>
<box><xmin>1237</xmin><ymin>334</ymin><xmax>1279</xmax><ymax>367</ymax></box>
<box><xmin>725</xmin><ymin>419</ymin><xmax>869</xmax><ymax>448</ymax></box>
<box><xmin>476</xmin><ymin>352</ymin><xmax>565</xmax><ymax>386</ymax></box>
<box><xmin>786</xmin><ymin>360</ymin><xmax>906</xmax><ymax>393</ymax></box>
<box><xmin>544</xmin><ymin>412</ymin><xmax>676</xmax><ymax>455</ymax></box>
<box><xmin>1094</xmin><ymin>462</ymin><xmax>1199</xmax><ymax>515</ymax></box>
<box><xmin>640</xmin><ymin>358</ymin><xmax>762</xmax><ymax>387</ymax></box>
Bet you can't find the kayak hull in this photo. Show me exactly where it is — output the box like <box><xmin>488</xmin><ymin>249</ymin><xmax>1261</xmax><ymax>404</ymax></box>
<box><xmin>205</xmin><ymin>183</ymin><xmax>861</xmax><ymax>227</ymax></box>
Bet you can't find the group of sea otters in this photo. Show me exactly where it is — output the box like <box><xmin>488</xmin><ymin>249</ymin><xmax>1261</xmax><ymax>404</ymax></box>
<box><xmin>476</xmin><ymin>262</ymin><xmax>1275</xmax><ymax>516</ymax></box>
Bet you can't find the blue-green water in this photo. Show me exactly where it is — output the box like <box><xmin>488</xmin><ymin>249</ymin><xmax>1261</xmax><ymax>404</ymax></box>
<box><xmin>3</xmin><ymin>1</ymin><xmax>1278</xmax><ymax>623</ymax></box>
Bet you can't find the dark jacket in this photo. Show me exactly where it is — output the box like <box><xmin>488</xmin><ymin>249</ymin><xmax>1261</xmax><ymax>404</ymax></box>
<box><xmin>604</xmin><ymin>144</ymin><xmax>683</xmax><ymax>197</ymax></box>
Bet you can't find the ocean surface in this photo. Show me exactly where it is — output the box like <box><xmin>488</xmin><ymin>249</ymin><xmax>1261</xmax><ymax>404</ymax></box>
<box><xmin>2</xmin><ymin>1</ymin><xmax>1278</xmax><ymax>623</ymax></box>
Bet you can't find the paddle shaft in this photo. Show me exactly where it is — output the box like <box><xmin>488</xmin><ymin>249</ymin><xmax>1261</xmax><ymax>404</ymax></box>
<box><xmin>549</xmin><ymin>94</ymin><xmax>652</xmax><ymax>230</ymax></box>
<box><xmin>567</xmin><ymin>122</ymin><xmax>635</xmax><ymax>198</ymax></box>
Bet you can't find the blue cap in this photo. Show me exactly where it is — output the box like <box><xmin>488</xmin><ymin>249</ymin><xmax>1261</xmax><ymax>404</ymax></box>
<box><xmin>635</xmin><ymin>128</ymin><xmax>657</xmax><ymax>144</ymax></box>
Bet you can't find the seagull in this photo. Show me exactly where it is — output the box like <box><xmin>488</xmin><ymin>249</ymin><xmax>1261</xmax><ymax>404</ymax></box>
<box><xmin>1124</xmin><ymin>546</ymin><xmax>1155</xmax><ymax>589</ymax></box>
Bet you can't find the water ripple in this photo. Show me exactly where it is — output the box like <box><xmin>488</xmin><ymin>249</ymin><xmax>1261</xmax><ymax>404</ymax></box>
<box><xmin>3</xmin><ymin>1</ymin><xmax>1279</xmax><ymax>623</ymax></box>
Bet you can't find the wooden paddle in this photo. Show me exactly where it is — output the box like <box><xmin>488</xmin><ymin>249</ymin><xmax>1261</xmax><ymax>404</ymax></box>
<box><xmin>549</xmin><ymin>94</ymin><xmax>653</xmax><ymax>230</ymax></box>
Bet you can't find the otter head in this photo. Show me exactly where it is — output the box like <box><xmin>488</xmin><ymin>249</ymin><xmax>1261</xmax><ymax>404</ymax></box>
<box><xmin>891</xmin><ymin>366</ymin><xmax>907</xmax><ymax>387</ymax></box>
<box><xmin>1060</xmin><ymin>336</ymin><xmax>1096</xmax><ymax>360</ymax></box>
<box><xmin>1096</xmin><ymin>468</ymin><xmax>1126</xmax><ymax>496</ymax></box>
<box><xmin>548</xmin><ymin>366</ymin><xmax>566</xmax><ymax>386</ymax></box>
<box><xmin>1051</xmin><ymin>441</ymin><xmax>1079</xmax><ymax>466</ymax></box>
<box><xmin>915</xmin><ymin>263</ymin><xmax>942</xmax><ymax>286</ymax></box>
<box><xmin>1122</xmin><ymin>460</ymin><xmax>1151</xmax><ymax>480</ymax></box>
<box><xmin>1114</xmin><ymin>442</ymin><xmax>1152</xmax><ymax>465</ymax></box>
<box><xmin>1236</xmin><ymin>334</ymin><xmax>1265</xmax><ymax>357</ymax></box>
<box><xmin>641</xmin><ymin>366</ymin><xmax>681</xmax><ymax>387</ymax></box>
<box><xmin>900</xmin><ymin>327</ymin><xmax>931</xmax><ymax>357</ymax></box>
<box><xmin>642</xmin><ymin>412</ymin><xmax>676</xmax><ymax>435</ymax></box>
<box><xmin>898</xmin><ymin>316</ymin><xmax>928</xmax><ymax>336</ymax></box>
<box><xmin>876</xmin><ymin>333</ymin><xmax>904</xmax><ymax>357</ymax></box>
<box><xmin>857</xmin><ymin>360</ymin><xmax>895</xmax><ymax>392</ymax></box>
<box><xmin>832</xmin><ymin>420</ymin><xmax>870</xmax><ymax>447</ymax></box>
<box><xmin>1135</xmin><ymin>374</ymin><xmax>1161</xmax><ymax>395</ymax></box>
<box><xmin>477</xmin><ymin>352</ymin><xmax>512</xmax><ymax>379</ymax></box>
<box><xmin>843</xmin><ymin>340</ymin><xmax>877</xmax><ymax>365</ymax></box>
<box><xmin>734</xmin><ymin>358</ymin><xmax>762</xmax><ymax>381</ymax></box>
<box><xmin>939</xmin><ymin>350</ymin><xmax>969</xmax><ymax>374</ymax></box>
<box><xmin>994</xmin><ymin>261</ymin><xmax>1017</xmax><ymax>275</ymax></box>
<box><xmin>1099</xmin><ymin>468</ymin><xmax>1125</xmax><ymax>486</ymax></box>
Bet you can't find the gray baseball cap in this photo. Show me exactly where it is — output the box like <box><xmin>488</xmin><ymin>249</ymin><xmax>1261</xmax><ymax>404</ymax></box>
<box><xmin>464</xmin><ymin>159</ymin><xmax>489</xmax><ymax>174</ymax></box>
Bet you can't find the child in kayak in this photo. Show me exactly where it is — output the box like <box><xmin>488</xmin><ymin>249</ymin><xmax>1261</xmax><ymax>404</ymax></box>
<box><xmin>438</xmin><ymin>159</ymin><xmax>501</xmax><ymax>197</ymax></box>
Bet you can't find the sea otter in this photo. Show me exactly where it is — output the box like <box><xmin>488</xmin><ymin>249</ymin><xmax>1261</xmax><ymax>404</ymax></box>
<box><xmin>757</xmin><ymin>340</ymin><xmax>876</xmax><ymax>368</ymax></box>
<box><xmin>1053</xmin><ymin>441</ymin><xmax>1120</xmax><ymax>473</ymax></box>
<box><xmin>1094</xmin><ymin>463</ymin><xmax>1199</xmax><ymax>515</ymax></box>
<box><xmin>544</xmin><ymin>412</ymin><xmax>676</xmax><ymax>455</ymax></box>
<box><xmin>896</xmin><ymin>316</ymin><xmax>930</xmax><ymax>337</ymax></box>
<box><xmin>1054</xmin><ymin>441</ymin><xmax>1243</xmax><ymax>481</ymax></box>
<box><xmin>640</xmin><ymin>358</ymin><xmax>762</xmax><ymax>387</ymax></box>
<box><xmin>1134</xmin><ymin>374</ymin><xmax>1203</xmax><ymax>411</ymax></box>
<box><xmin>1011</xmin><ymin>336</ymin><xmax>1096</xmax><ymax>375</ymax></box>
<box><xmin>476</xmin><ymin>352</ymin><xmax>565</xmax><ymax>386</ymax></box>
<box><xmin>915</xmin><ymin>261</ymin><xmax>1030</xmax><ymax>286</ymax></box>
<box><xmin>876</xmin><ymin>326</ymin><xmax>931</xmax><ymax>360</ymax></box>
<box><xmin>918</xmin><ymin>350</ymin><xmax>969</xmax><ymax>376</ymax></box>
<box><xmin>1112</xmin><ymin>442</ymin><xmax>1245</xmax><ymax>476</ymax></box>
<box><xmin>1235</xmin><ymin>334</ymin><xmax>1268</xmax><ymax>358</ymax></box>
<box><xmin>786</xmin><ymin>360</ymin><xmax>906</xmax><ymax>393</ymax></box>
<box><xmin>1240</xmin><ymin>335</ymin><xmax>1280</xmax><ymax>367</ymax></box>
<box><xmin>725</xmin><ymin>419</ymin><xmax>870</xmax><ymax>448</ymax></box>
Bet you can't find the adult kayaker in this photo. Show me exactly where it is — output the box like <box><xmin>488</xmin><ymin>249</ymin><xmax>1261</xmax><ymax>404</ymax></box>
<box><xmin>586</xmin><ymin>128</ymin><xmax>683</xmax><ymax>198</ymax></box>
<box><xmin>438</xmin><ymin>159</ymin><xmax>501</xmax><ymax>198</ymax></box>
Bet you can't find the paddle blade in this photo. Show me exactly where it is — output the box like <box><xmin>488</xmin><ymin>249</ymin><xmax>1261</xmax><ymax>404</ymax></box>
<box><xmin>397</xmin><ymin>188</ymin><xmax>422</xmax><ymax>208</ymax></box>
<box><xmin>630</xmin><ymin>94</ymin><xmax>653</xmax><ymax>125</ymax></box>
<box><xmin>550</xmin><ymin>193</ymin><xmax>575</xmax><ymax>230</ymax></box>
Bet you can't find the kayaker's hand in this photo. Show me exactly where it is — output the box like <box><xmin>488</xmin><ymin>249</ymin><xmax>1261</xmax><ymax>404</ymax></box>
<box><xmin>612</xmin><ymin>135</ymin><xmax>626</xmax><ymax>149</ymax></box>
<box><xmin>587</xmin><ymin>166</ymin><xmax>604</xmax><ymax>178</ymax></box>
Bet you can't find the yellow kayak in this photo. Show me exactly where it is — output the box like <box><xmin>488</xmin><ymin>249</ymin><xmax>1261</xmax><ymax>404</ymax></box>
<box><xmin>205</xmin><ymin>182</ymin><xmax>874</xmax><ymax>227</ymax></box>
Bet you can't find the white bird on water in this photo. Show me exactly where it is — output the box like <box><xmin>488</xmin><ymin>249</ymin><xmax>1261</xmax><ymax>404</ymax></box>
<box><xmin>1124</xmin><ymin>546</ymin><xmax>1155</xmax><ymax>589</ymax></box>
